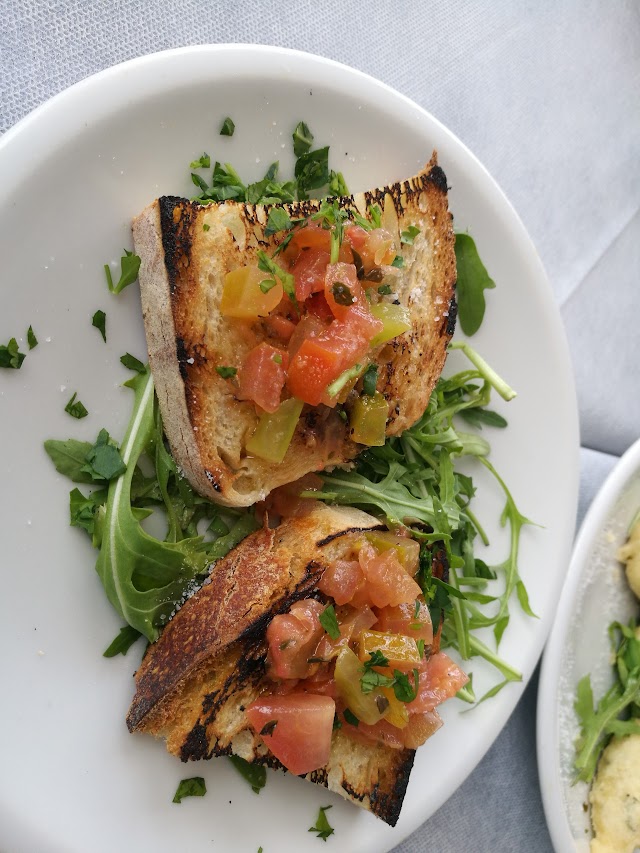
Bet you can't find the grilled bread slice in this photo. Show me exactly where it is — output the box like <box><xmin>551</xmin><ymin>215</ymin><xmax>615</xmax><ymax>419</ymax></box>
<box><xmin>126</xmin><ymin>503</ymin><xmax>446</xmax><ymax>826</ymax></box>
<box><xmin>133</xmin><ymin>154</ymin><xmax>456</xmax><ymax>507</ymax></box>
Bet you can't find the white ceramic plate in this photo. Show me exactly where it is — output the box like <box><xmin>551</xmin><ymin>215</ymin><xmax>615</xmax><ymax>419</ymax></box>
<box><xmin>538</xmin><ymin>438</ymin><xmax>640</xmax><ymax>852</ymax></box>
<box><xmin>0</xmin><ymin>45</ymin><xmax>578</xmax><ymax>853</ymax></box>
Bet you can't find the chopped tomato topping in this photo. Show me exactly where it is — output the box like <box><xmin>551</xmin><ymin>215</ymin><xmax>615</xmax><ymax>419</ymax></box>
<box><xmin>245</xmin><ymin>693</ymin><xmax>335</xmax><ymax>775</ymax></box>
<box><xmin>265</xmin><ymin>313</ymin><xmax>297</xmax><ymax>343</ymax></box>
<box><xmin>237</xmin><ymin>342</ymin><xmax>288</xmax><ymax>413</ymax></box>
<box><xmin>266</xmin><ymin>599</ymin><xmax>324</xmax><ymax>680</ymax></box>
<box><xmin>314</xmin><ymin>604</ymin><xmax>377</xmax><ymax>661</ymax></box>
<box><xmin>342</xmin><ymin>709</ymin><xmax>442</xmax><ymax>750</ymax></box>
<box><xmin>292</xmin><ymin>248</ymin><xmax>331</xmax><ymax>302</ymax></box>
<box><xmin>407</xmin><ymin>651</ymin><xmax>469</xmax><ymax>714</ymax></box>
<box><xmin>358</xmin><ymin>543</ymin><xmax>422</xmax><ymax>608</ymax></box>
<box><xmin>318</xmin><ymin>559</ymin><xmax>364</xmax><ymax>605</ymax></box>
<box><xmin>305</xmin><ymin>292</ymin><xmax>334</xmax><ymax>323</ymax></box>
<box><xmin>376</xmin><ymin>600</ymin><xmax>433</xmax><ymax>645</ymax></box>
<box><xmin>286</xmin><ymin>337</ymin><xmax>344</xmax><ymax>406</ymax></box>
<box><xmin>345</xmin><ymin>224</ymin><xmax>369</xmax><ymax>254</ymax></box>
<box><xmin>266</xmin><ymin>473</ymin><xmax>323</xmax><ymax>519</ymax></box>
<box><xmin>291</xmin><ymin>224</ymin><xmax>331</xmax><ymax>253</ymax></box>
<box><xmin>324</xmin><ymin>262</ymin><xmax>363</xmax><ymax>321</ymax></box>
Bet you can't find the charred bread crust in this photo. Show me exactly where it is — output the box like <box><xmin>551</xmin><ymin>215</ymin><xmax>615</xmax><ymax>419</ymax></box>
<box><xmin>134</xmin><ymin>154</ymin><xmax>457</xmax><ymax>508</ymax></box>
<box><xmin>126</xmin><ymin>506</ymin><xmax>447</xmax><ymax>826</ymax></box>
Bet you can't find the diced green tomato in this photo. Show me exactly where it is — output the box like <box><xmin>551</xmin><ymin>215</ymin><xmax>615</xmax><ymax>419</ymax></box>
<box><xmin>350</xmin><ymin>391</ymin><xmax>387</xmax><ymax>446</ymax></box>
<box><xmin>245</xmin><ymin>397</ymin><xmax>303</xmax><ymax>462</ymax></box>
<box><xmin>220</xmin><ymin>264</ymin><xmax>284</xmax><ymax>319</ymax></box>
<box><xmin>364</xmin><ymin>532</ymin><xmax>420</xmax><ymax>573</ymax></box>
<box><xmin>334</xmin><ymin>647</ymin><xmax>387</xmax><ymax>725</ymax></box>
<box><xmin>369</xmin><ymin>303</ymin><xmax>411</xmax><ymax>347</ymax></box>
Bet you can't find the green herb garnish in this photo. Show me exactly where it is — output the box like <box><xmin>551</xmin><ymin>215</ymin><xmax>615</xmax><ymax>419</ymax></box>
<box><xmin>64</xmin><ymin>392</ymin><xmax>89</xmax><ymax>420</ymax></box>
<box><xmin>295</xmin><ymin>146</ymin><xmax>330</xmax><ymax>200</ymax></box>
<box><xmin>377</xmin><ymin>283</ymin><xmax>392</xmax><ymax>295</ymax></box>
<box><xmin>391</xmin><ymin>254</ymin><xmax>404</xmax><ymax>268</ymax></box>
<box><xmin>574</xmin><ymin>618</ymin><xmax>640</xmax><ymax>783</ymax></box>
<box><xmin>82</xmin><ymin>428</ymin><xmax>126</xmax><ymax>482</ymax></box>
<box><xmin>326</xmin><ymin>363</ymin><xmax>362</xmax><ymax>399</ymax></box>
<box><xmin>216</xmin><ymin>366</ymin><xmax>237</xmax><ymax>379</ymax></box>
<box><xmin>220</xmin><ymin>117</ymin><xmax>235</xmax><ymax>137</ymax></box>
<box><xmin>361</xmin><ymin>364</ymin><xmax>378</xmax><ymax>396</ymax></box>
<box><xmin>265</xmin><ymin>208</ymin><xmax>292</xmax><ymax>237</ymax></box>
<box><xmin>229</xmin><ymin>755</ymin><xmax>266</xmax><ymax>794</ymax></box>
<box><xmin>190</xmin><ymin>152</ymin><xmax>211</xmax><ymax>169</ymax></box>
<box><xmin>401</xmin><ymin>225</ymin><xmax>421</xmax><ymax>245</ymax></box>
<box><xmin>120</xmin><ymin>353</ymin><xmax>146</xmax><ymax>374</ymax></box>
<box><xmin>92</xmin><ymin>311</ymin><xmax>106</xmax><ymax>343</ymax></box>
<box><xmin>331</xmin><ymin>281</ymin><xmax>354</xmax><ymax>306</ymax></box>
<box><xmin>308</xmin><ymin>805</ymin><xmax>335</xmax><ymax>841</ymax></box>
<box><xmin>292</xmin><ymin>121</ymin><xmax>313</xmax><ymax>157</ymax></box>
<box><xmin>455</xmin><ymin>232</ymin><xmax>496</xmax><ymax>337</ymax></box>
<box><xmin>172</xmin><ymin>777</ymin><xmax>207</xmax><ymax>803</ymax></box>
<box><xmin>103</xmin><ymin>625</ymin><xmax>142</xmax><ymax>657</ymax></box>
<box><xmin>27</xmin><ymin>325</ymin><xmax>38</xmax><ymax>349</ymax></box>
<box><xmin>343</xmin><ymin>708</ymin><xmax>359</xmax><ymax>726</ymax></box>
<box><xmin>104</xmin><ymin>249</ymin><xmax>141</xmax><ymax>295</ymax></box>
<box><xmin>257</xmin><ymin>251</ymin><xmax>297</xmax><ymax>308</ymax></box>
<box><xmin>319</xmin><ymin>604</ymin><xmax>340</xmax><ymax>640</ymax></box>
<box><xmin>0</xmin><ymin>338</ymin><xmax>26</xmax><ymax>369</ymax></box>
<box><xmin>328</xmin><ymin>170</ymin><xmax>349</xmax><ymax>196</ymax></box>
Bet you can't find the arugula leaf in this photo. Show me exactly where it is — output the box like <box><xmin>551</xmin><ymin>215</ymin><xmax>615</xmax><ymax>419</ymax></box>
<box><xmin>92</xmin><ymin>310</ymin><xmax>106</xmax><ymax>342</ymax></box>
<box><xmin>64</xmin><ymin>392</ymin><xmax>89</xmax><ymax>420</ymax></box>
<box><xmin>308</xmin><ymin>806</ymin><xmax>334</xmax><ymax>841</ymax></box>
<box><xmin>228</xmin><ymin>755</ymin><xmax>266</xmax><ymax>794</ymax></box>
<box><xmin>319</xmin><ymin>604</ymin><xmax>340</xmax><ymax>640</ymax></box>
<box><xmin>120</xmin><ymin>352</ymin><xmax>146</xmax><ymax>374</ymax></box>
<box><xmin>103</xmin><ymin>625</ymin><xmax>142</xmax><ymax>657</ymax></box>
<box><xmin>458</xmin><ymin>407</ymin><xmax>507</xmax><ymax>430</ymax></box>
<box><xmin>27</xmin><ymin>325</ymin><xmax>38</xmax><ymax>349</ymax></box>
<box><xmin>69</xmin><ymin>486</ymin><xmax>108</xmax><ymax>542</ymax></box>
<box><xmin>220</xmin><ymin>117</ymin><xmax>235</xmax><ymax>137</ymax></box>
<box><xmin>0</xmin><ymin>337</ymin><xmax>26</xmax><ymax>369</ymax></box>
<box><xmin>292</xmin><ymin>121</ymin><xmax>313</xmax><ymax>157</ymax></box>
<box><xmin>172</xmin><ymin>777</ymin><xmax>207</xmax><ymax>803</ymax></box>
<box><xmin>104</xmin><ymin>249</ymin><xmax>141</xmax><ymax>294</ymax></box>
<box><xmin>189</xmin><ymin>152</ymin><xmax>211</xmax><ymax>169</ymax></box>
<box><xmin>44</xmin><ymin>438</ymin><xmax>95</xmax><ymax>483</ymax></box>
<box><xmin>455</xmin><ymin>232</ymin><xmax>496</xmax><ymax>336</ymax></box>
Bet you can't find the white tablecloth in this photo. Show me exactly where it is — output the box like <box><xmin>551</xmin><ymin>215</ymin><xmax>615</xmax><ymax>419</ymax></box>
<box><xmin>2</xmin><ymin>2</ymin><xmax>638</xmax><ymax>850</ymax></box>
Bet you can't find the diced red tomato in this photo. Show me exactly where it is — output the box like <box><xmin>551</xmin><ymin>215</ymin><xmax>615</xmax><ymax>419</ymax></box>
<box><xmin>287</xmin><ymin>314</ymin><xmax>326</xmax><ymax>359</ymax></box>
<box><xmin>266</xmin><ymin>599</ymin><xmax>324</xmax><ymax>680</ymax></box>
<box><xmin>314</xmin><ymin>604</ymin><xmax>377</xmax><ymax>661</ymax></box>
<box><xmin>318</xmin><ymin>560</ymin><xmax>364</xmax><ymax>605</ymax></box>
<box><xmin>266</xmin><ymin>473</ymin><xmax>323</xmax><ymax>519</ymax></box>
<box><xmin>245</xmin><ymin>693</ymin><xmax>335</xmax><ymax>775</ymax></box>
<box><xmin>358</xmin><ymin>543</ymin><xmax>422</xmax><ymax>608</ymax></box>
<box><xmin>342</xmin><ymin>709</ymin><xmax>442</xmax><ymax>750</ymax></box>
<box><xmin>237</xmin><ymin>342</ymin><xmax>288</xmax><ymax>413</ymax></box>
<box><xmin>291</xmin><ymin>224</ymin><xmax>331</xmax><ymax>253</ymax></box>
<box><xmin>296</xmin><ymin>666</ymin><xmax>337</xmax><ymax>698</ymax></box>
<box><xmin>376</xmin><ymin>600</ymin><xmax>434</xmax><ymax>646</ymax></box>
<box><xmin>265</xmin><ymin>313</ymin><xmax>297</xmax><ymax>343</ymax></box>
<box><xmin>407</xmin><ymin>652</ymin><xmax>469</xmax><ymax>714</ymax></box>
<box><xmin>324</xmin><ymin>262</ymin><xmax>363</xmax><ymax>321</ymax></box>
<box><xmin>305</xmin><ymin>292</ymin><xmax>334</xmax><ymax>323</ymax></box>
<box><xmin>345</xmin><ymin>224</ymin><xmax>369</xmax><ymax>254</ymax></box>
<box><xmin>286</xmin><ymin>337</ymin><xmax>344</xmax><ymax>406</ymax></box>
<box><xmin>292</xmin><ymin>248</ymin><xmax>331</xmax><ymax>302</ymax></box>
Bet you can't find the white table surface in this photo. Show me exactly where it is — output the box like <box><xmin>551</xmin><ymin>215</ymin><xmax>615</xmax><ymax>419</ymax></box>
<box><xmin>2</xmin><ymin>2</ymin><xmax>638</xmax><ymax>851</ymax></box>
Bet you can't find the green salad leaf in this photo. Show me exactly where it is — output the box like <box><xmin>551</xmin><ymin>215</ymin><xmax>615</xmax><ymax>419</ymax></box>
<box><xmin>574</xmin><ymin>618</ymin><xmax>640</xmax><ymax>783</ymax></box>
<box><xmin>308</xmin><ymin>806</ymin><xmax>335</xmax><ymax>841</ymax></box>
<box><xmin>455</xmin><ymin>233</ymin><xmax>496</xmax><ymax>337</ymax></box>
<box><xmin>27</xmin><ymin>325</ymin><xmax>38</xmax><ymax>349</ymax></box>
<box><xmin>103</xmin><ymin>625</ymin><xmax>142</xmax><ymax>658</ymax></box>
<box><xmin>172</xmin><ymin>777</ymin><xmax>207</xmax><ymax>803</ymax></box>
<box><xmin>92</xmin><ymin>310</ymin><xmax>106</xmax><ymax>342</ymax></box>
<box><xmin>64</xmin><ymin>392</ymin><xmax>89</xmax><ymax>419</ymax></box>
<box><xmin>0</xmin><ymin>337</ymin><xmax>26</xmax><ymax>369</ymax></box>
<box><xmin>228</xmin><ymin>755</ymin><xmax>266</xmax><ymax>794</ymax></box>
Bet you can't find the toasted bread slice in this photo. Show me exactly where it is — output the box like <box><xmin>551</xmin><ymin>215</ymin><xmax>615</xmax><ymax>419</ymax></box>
<box><xmin>133</xmin><ymin>154</ymin><xmax>456</xmax><ymax>507</ymax></box>
<box><xmin>127</xmin><ymin>504</ymin><xmax>445</xmax><ymax>826</ymax></box>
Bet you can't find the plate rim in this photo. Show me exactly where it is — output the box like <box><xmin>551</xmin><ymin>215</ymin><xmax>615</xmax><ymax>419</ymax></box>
<box><xmin>537</xmin><ymin>436</ymin><xmax>640</xmax><ymax>852</ymax></box>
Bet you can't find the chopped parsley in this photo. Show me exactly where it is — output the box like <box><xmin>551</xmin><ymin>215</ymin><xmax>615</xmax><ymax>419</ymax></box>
<box><xmin>400</xmin><ymin>225</ymin><xmax>421</xmax><ymax>245</ymax></box>
<box><xmin>190</xmin><ymin>152</ymin><xmax>211</xmax><ymax>169</ymax></box>
<box><xmin>265</xmin><ymin>208</ymin><xmax>292</xmax><ymax>237</ymax></box>
<box><xmin>343</xmin><ymin>708</ymin><xmax>359</xmax><ymax>727</ymax></box>
<box><xmin>172</xmin><ymin>776</ymin><xmax>207</xmax><ymax>803</ymax></box>
<box><xmin>0</xmin><ymin>337</ymin><xmax>26</xmax><ymax>369</ymax></box>
<box><xmin>308</xmin><ymin>805</ymin><xmax>335</xmax><ymax>842</ymax></box>
<box><xmin>319</xmin><ymin>604</ymin><xmax>340</xmax><ymax>640</ymax></box>
<box><xmin>256</xmin><ymin>251</ymin><xmax>297</xmax><ymax>307</ymax></box>
<box><xmin>361</xmin><ymin>364</ymin><xmax>378</xmax><ymax>396</ymax></box>
<box><xmin>377</xmin><ymin>283</ymin><xmax>392</xmax><ymax>295</ymax></box>
<box><xmin>120</xmin><ymin>353</ymin><xmax>146</xmax><ymax>374</ymax></box>
<box><xmin>220</xmin><ymin>117</ymin><xmax>235</xmax><ymax>137</ymax></box>
<box><xmin>391</xmin><ymin>254</ymin><xmax>404</xmax><ymax>269</ymax></box>
<box><xmin>228</xmin><ymin>755</ymin><xmax>266</xmax><ymax>794</ymax></box>
<box><xmin>292</xmin><ymin>121</ymin><xmax>313</xmax><ymax>157</ymax></box>
<box><xmin>92</xmin><ymin>310</ymin><xmax>106</xmax><ymax>342</ymax></box>
<box><xmin>360</xmin><ymin>651</ymin><xmax>419</xmax><ymax>702</ymax></box>
<box><xmin>216</xmin><ymin>365</ymin><xmax>237</xmax><ymax>379</ymax></box>
<box><xmin>64</xmin><ymin>392</ymin><xmax>89</xmax><ymax>419</ymax></box>
<box><xmin>203</xmin><ymin>223</ymin><xmax>210</xmax><ymax>232</ymax></box>
<box><xmin>82</xmin><ymin>428</ymin><xmax>126</xmax><ymax>482</ymax></box>
<box><xmin>27</xmin><ymin>325</ymin><xmax>38</xmax><ymax>349</ymax></box>
<box><xmin>104</xmin><ymin>249</ymin><xmax>141</xmax><ymax>294</ymax></box>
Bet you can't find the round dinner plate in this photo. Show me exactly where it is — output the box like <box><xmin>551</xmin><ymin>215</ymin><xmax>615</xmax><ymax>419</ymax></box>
<box><xmin>538</xmin><ymin>437</ymin><xmax>640</xmax><ymax>852</ymax></box>
<box><xmin>0</xmin><ymin>45</ymin><xmax>578</xmax><ymax>853</ymax></box>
